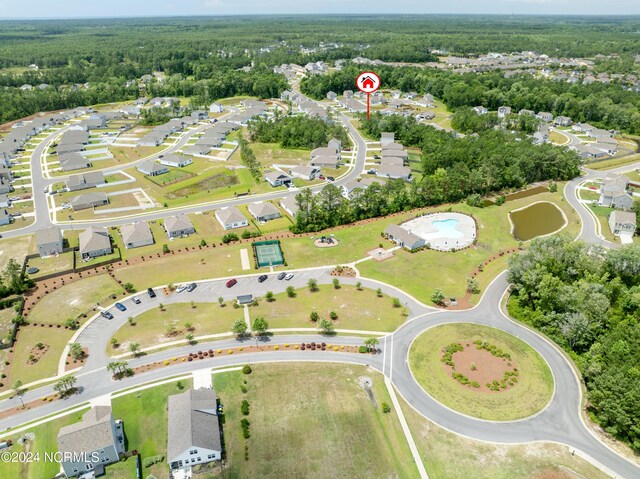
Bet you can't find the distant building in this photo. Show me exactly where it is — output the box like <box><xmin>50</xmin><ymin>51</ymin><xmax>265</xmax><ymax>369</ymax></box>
<box><xmin>380</xmin><ymin>132</ymin><xmax>395</xmax><ymax>146</ymax></box>
<box><xmin>384</xmin><ymin>224</ymin><xmax>426</xmax><ymax>251</ymax></box>
<box><xmin>35</xmin><ymin>227</ymin><xmax>64</xmax><ymax>257</ymax></box>
<box><xmin>553</xmin><ymin>116</ymin><xmax>573</xmax><ymax>127</ymax></box>
<box><xmin>209</xmin><ymin>103</ymin><xmax>224</xmax><ymax>113</ymax></box>
<box><xmin>473</xmin><ymin>106</ymin><xmax>488</xmax><ymax>115</ymax></box>
<box><xmin>497</xmin><ymin>106</ymin><xmax>512</xmax><ymax>118</ymax></box>
<box><xmin>536</xmin><ymin>112</ymin><xmax>554</xmax><ymax>123</ymax></box>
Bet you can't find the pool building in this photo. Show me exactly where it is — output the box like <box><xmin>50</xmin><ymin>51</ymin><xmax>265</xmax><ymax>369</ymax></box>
<box><xmin>384</xmin><ymin>212</ymin><xmax>476</xmax><ymax>251</ymax></box>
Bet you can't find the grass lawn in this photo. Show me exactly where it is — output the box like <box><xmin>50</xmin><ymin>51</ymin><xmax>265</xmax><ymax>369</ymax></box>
<box><xmin>9</xmin><ymin>324</ymin><xmax>76</xmax><ymax>385</ymax></box>
<box><xmin>251</xmin><ymin>142</ymin><xmax>310</xmax><ymax>167</ymax></box>
<box><xmin>236</xmin><ymin>203</ymin><xmax>293</xmax><ymax>235</ymax></box>
<box><xmin>357</xmin><ymin>188</ymin><xmax>580</xmax><ymax>305</ymax></box>
<box><xmin>578</xmin><ymin>189</ymin><xmax>600</xmax><ymax>202</ymax></box>
<box><xmin>26</xmin><ymin>253</ymin><xmax>75</xmax><ymax>280</ymax></box>
<box><xmin>587</xmin><ymin>153</ymin><xmax>640</xmax><ymax>171</ymax></box>
<box><xmin>0</xmin><ymin>217</ymin><xmax>35</xmax><ymax>232</ymax></box>
<box><xmin>0</xmin><ymin>306</ymin><xmax>17</xmax><ymax>344</ymax></box>
<box><xmin>0</xmin><ymin>408</ymin><xmax>88</xmax><ymax>479</ymax></box>
<box><xmin>109</xmin><ymin>380</ymin><xmax>193</xmax><ymax>479</ymax></box>
<box><xmin>399</xmin><ymin>396</ymin><xmax>610</xmax><ymax>479</ymax></box>
<box><xmin>549</xmin><ymin>130</ymin><xmax>570</xmax><ymax>145</ymax></box>
<box><xmin>252</xmin><ymin>284</ymin><xmax>407</xmax><ymax>331</ymax></box>
<box><xmin>27</xmin><ymin>274</ymin><xmax>124</xmax><ymax>325</ymax></box>
<box><xmin>586</xmin><ymin>204</ymin><xmax>616</xmax><ymax>241</ymax></box>
<box><xmin>0</xmin><ymin>236</ymin><xmax>36</xmax><ymax>270</ymax></box>
<box><xmin>409</xmin><ymin>323</ymin><xmax>553</xmax><ymax>421</ymax></box>
<box><xmin>108</xmin><ymin>301</ymin><xmax>244</xmax><ymax>353</ymax></box>
<box><xmin>625</xmin><ymin>170</ymin><xmax>640</xmax><ymax>182</ymax></box>
<box><xmin>216</xmin><ymin>363</ymin><xmax>416</xmax><ymax>478</ymax></box>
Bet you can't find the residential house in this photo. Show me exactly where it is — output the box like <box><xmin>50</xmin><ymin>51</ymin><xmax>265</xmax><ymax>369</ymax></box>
<box><xmin>326</xmin><ymin>91</ymin><xmax>338</xmax><ymax>101</ymax></box>
<box><xmin>121</xmin><ymin>222</ymin><xmax>154</xmax><ymax>249</ymax></box>
<box><xmin>310</xmin><ymin>155</ymin><xmax>339</xmax><ymax>168</ymax></box>
<box><xmin>380</xmin><ymin>156</ymin><xmax>405</xmax><ymax>167</ymax></box>
<box><xmin>381</xmin><ymin>142</ymin><xmax>404</xmax><ymax>151</ymax></box>
<box><xmin>65</xmin><ymin>171</ymin><xmax>105</xmax><ymax>192</ymax></box>
<box><xmin>536</xmin><ymin>112</ymin><xmax>554</xmax><ymax>122</ymax></box>
<box><xmin>78</xmin><ymin>227</ymin><xmax>112</xmax><ymax>259</ymax></box>
<box><xmin>609</xmin><ymin>210</ymin><xmax>637</xmax><ymax>243</ymax></box>
<box><xmin>376</xmin><ymin>164</ymin><xmax>412</xmax><ymax>181</ymax></box>
<box><xmin>57</xmin><ymin>406</ymin><xmax>125</xmax><ymax>478</ymax></box>
<box><xmin>384</xmin><ymin>224</ymin><xmax>426</xmax><ymax>251</ymax></box>
<box><xmin>519</xmin><ymin>109</ymin><xmax>535</xmax><ymax>116</ymax></box>
<box><xmin>0</xmin><ymin>165</ymin><xmax>11</xmax><ymax>181</ymax></box>
<box><xmin>588</xmin><ymin>128</ymin><xmax>613</xmax><ymax>140</ymax></box>
<box><xmin>164</xmin><ymin>214</ymin><xmax>195</xmax><ymax>238</ymax></box>
<box><xmin>160</xmin><ymin>154</ymin><xmax>193</xmax><ymax>168</ymax></box>
<box><xmin>345</xmin><ymin>98</ymin><xmax>366</xmax><ymax>113</ymax></box>
<box><xmin>137</xmin><ymin>161</ymin><xmax>168</xmax><ymax>176</ymax></box>
<box><xmin>35</xmin><ymin>227</ymin><xmax>64</xmax><ymax>257</ymax></box>
<box><xmin>0</xmin><ymin>178</ymin><xmax>12</xmax><ymax>194</ymax></box>
<box><xmin>343</xmin><ymin>90</ymin><xmax>354</xmax><ymax>99</ymax></box>
<box><xmin>572</xmin><ymin>122</ymin><xmax>594</xmax><ymax>133</ymax></box>
<box><xmin>0</xmin><ymin>209</ymin><xmax>11</xmax><ymax>226</ymax></box>
<box><xmin>0</xmin><ymin>194</ymin><xmax>9</xmax><ymax>208</ymax></box>
<box><xmin>167</xmin><ymin>388</ymin><xmax>222</xmax><ymax>473</ymax></box>
<box><xmin>575</xmin><ymin>144</ymin><xmax>607</xmax><ymax>159</ymax></box>
<box><xmin>183</xmin><ymin>145</ymin><xmax>211</xmax><ymax>156</ymax></box>
<box><xmin>59</xmin><ymin>153</ymin><xmax>92</xmax><ymax>172</ymax></box>
<box><xmin>553</xmin><ymin>116</ymin><xmax>573</xmax><ymax>127</ymax></box>
<box><xmin>310</xmin><ymin>146</ymin><xmax>339</xmax><ymax>159</ymax></box>
<box><xmin>473</xmin><ymin>106</ymin><xmax>488</xmax><ymax>115</ymax></box>
<box><xmin>289</xmin><ymin>166</ymin><xmax>320</xmax><ymax>181</ymax></box>
<box><xmin>215</xmin><ymin>206</ymin><xmax>249</xmax><ymax>230</ymax></box>
<box><xmin>380</xmin><ymin>132</ymin><xmax>395</xmax><ymax>146</ymax></box>
<box><xmin>280</xmin><ymin>195</ymin><xmax>299</xmax><ymax>217</ymax></box>
<box><xmin>191</xmin><ymin>110</ymin><xmax>208</xmax><ymax>120</ymax></box>
<box><xmin>341</xmin><ymin>178</ymin><xmax>383</xmax><ymax>199</ymax></box>
<box><xmin>416</xmin><ymin>111</ymin><xmax>436</xmax><ymax>121</ymax></box>
<box><xmin>209</xmin><ymin>103</ymin><xmax>224</xmax><ymax>113</ymax></box>
<box><xmin>70</xmin><ymin>192</ymin><xmax>109</xmax><ymax>211</ymax></box>
<box><xmin>265</xmin><ymin>171</ymin><xmax>292</xmax><ymax>187</ymax></box>
<box><xmin>328</xmin><ymin>138</ymin><xmax>342</xmax><ymax>152</ymax></box>
<box><xmin>599</xmin><ymin>175</ymin><xmax>633</xmax><ymax>209</ymax></box>
<box><xmin>497</xmin><ymin>106</ymin><xmax>512</xmax><ymax>118</ymax></box>
<box><xmin>248</xmin><ymin>202</ymin><xmax>282</xmax><ymax>222</ymax></box>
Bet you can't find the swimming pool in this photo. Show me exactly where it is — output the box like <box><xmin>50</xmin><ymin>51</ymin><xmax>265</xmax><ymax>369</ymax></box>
<box><xmin>426</xmin><ymin>219</ymin><xmax>463</xmax><ymax>239</ymax></box>
<box><xmin>399</xmin><ymin>212</ymin><xmax>476</xmax><ymax>251</ymax></box>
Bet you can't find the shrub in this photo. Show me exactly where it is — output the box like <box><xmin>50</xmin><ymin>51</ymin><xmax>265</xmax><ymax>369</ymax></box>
<box><xmin>199</xmin><ymin>239</ymin><xmax>207</xmax><ymax>247</ymax></box>
<box><xmin>381</xmin><ymin>402</ymin><xmax>391</xmax><ymax>413</ymax></box>
<box><xmin>242</xmin><ymin>365</ymin><xmax>252</xmax><ymax>374</ymax></box>
<box><xmin>286</xmin><ymin>286</ymin><xmax>296</xmax><ymax>298</ymax></box>
<box><xmin>240</xmin><ymin>418</ymin><xmax>251</xmax><ymax>438</ymax></box>
<box><xmin>142</xmin><ymin>455</ymin><xmax>164</xmax><ymax>468</ymax></box>
<box><xmin>392</xmin><ymin>297</ymin><xmax>401</xmax><ymax>308</ymax></box>
<box><xmin>310</xmin><ymin>311</ymin><xmax>319</xmax><ymax>322</ymax></box>
<box><xmin>241</xmin><ymin>399</ymin><xmax>250</xmax><ymax>415</ymax></box>
<box><xmin>332</xmin><ymin>278</ymin><xmax>340</xmax><ymax>289</ymax></box>
<box><xmin>329</xmin><ymin>311</ymin><xmax>338</xmax><ymax>320</ymax></box>
<box><xmin>162</xmin><ymin>244</ymin><xmax>170</xmax><ymax>254</ymax></box>
<box><xmin>222</xmin><ymin>233</ymin><xmax>239</xmax><ymax>244</ymax></box>
<box><xmin>376</xmin><ymin>288</ymin><xmax>382</xmax><ymax>297</ymax></box>
<box><xmin>495</xmin><ymin>195</ymin><xmax>506</xmax><ymax>206</ymax></box>
<box><xmin>358</xmin><ymin>345</ymin><xmax>368</xmax><ymax>353</ymax></box>
<box><xmin>240</xmin><ymin>385</ymin><xmax>247</xmax><ymax>393</ymax></box>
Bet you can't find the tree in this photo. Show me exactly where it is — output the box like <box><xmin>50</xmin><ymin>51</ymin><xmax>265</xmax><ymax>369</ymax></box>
<box><xmin>308</xmin><ymin>278</ymin><xmax>319</xmax><ymax>292</ymax></box>
<box><xmin>185</xmin><ymin>322</ymin><xmax>192</xmax><ymax>331</ymax></box>
<box><xmin>376</xmin><ymin>288</ymin><xmax>382</xmax><ymax>297</ymax></box>
<box><xmin>64</xmin><ymin>318</ymin><xmax>78</xmax><ymax>329</ymax></box>
<box><xmin>286</xmin><ymin>286</ymin><xmax>296</xmax><ymax>298</ymax></box>
<box><xmin>329</xmin><ymin>311</ymin><xmax>338</xmax><ymax>320</ymax></box>
<box><xmin>310</xmin><ymin>311</ymin><xmax>319</xmax><ymax>322</ymax></box>
<box><xmin>128</xmin><ymin>316</ymin><xmax>135</xmax><ymax>326</ymax></box>
<box><xmin>123</xmin><ymin>282</ymin><xmax>135</xmax><ymax>293</ymax></box>
<box><xmin>185</xmin><ymin>333</ymin><xmax>195</xmax><ymax>344</ymax></box>
<box><xmin>232</xmin><ymin>318</ymin><xmax>248</xmax><ymax>337</ymax></box>
<box><xmin>265</xmin><ymin>291</ymin><xmax>274</xmax><ymax>302</ymax></box>
<box><xmin>129</xmin><ymin>342</ymin><xmax>141</xmax><ymax>357</ymax></box>
<box><xmin>382</xmin><ymin>402</ymin><xmax>391</xmax><ymax>413</ymax></box>
<box><xmin>165</xmin><ymin>323</ymin><xmax>177</xmax><ymax>336</ymax></box>
<box><xmin>218</xmin><ymin>296</ymin><xmax>225</xmax><ymax>307</ymax></box>
<box><xmin>332</xmin><ymin>278</ymin><xmax>340</xmax><ymax>289</ymax></box>
<box><xmin>12</xmin><ymin>380</ymin><xmax>26</xmax><ymax>407</ymax></box>
<box><xmin>392</xmin><ymin>297</ymin><xmax>402</xmax><ymax>308</ymax></box>
<box><xmin>319</xmin><ymin>319</ymin><xmax>335</xmax><ymax>335</ymax></box>
<box><xmin>68</xmin><ymin>342</ymin><xmax>84</xmax><ymax>360</ymax></box>
<box><xmin>162</xmin><ymin>244</ymin><xmax>170</xmax><ymax>254</ymax></box>
<box><xmin>54</xmin><ymin>375</ymin><xmax>77</xmax><ymax>395</ymax></box>
<box><xmin>110</xmin><ymin>337</ymin><xmax>119</xmax><ymax>348</ymax></box>
<box><xmin>466</xmin><ymin>277</ymin><xmax>480</xmax><ymax>294</ymax></box>
<box><xmin>431</xmin><ymin>288</ymin><xmax>445</xmax><ymax>305</ymax></box>
<box><xmin>252</xmin><ymin>317</ymin><xmax>269</xmax><ymax>335</ymax></box>
<box><xmin>356</xmin><ymin>281</ymin><xmax>362</xmax><ymax>290</ymax></box>
<box><xmin>364</xmin><ymin>337</ymin><xmax>379</xmax><ymax>352</ymax></box>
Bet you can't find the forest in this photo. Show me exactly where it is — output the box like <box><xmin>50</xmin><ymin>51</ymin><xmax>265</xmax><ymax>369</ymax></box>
<box><xmin>302</xmin><ymin>65</ymin><xmax>640</xmax><ymax>134</ymax></box>
<box><xmin>248</xmin><ymin>115</ymin><xmax>349</xmax><ymax>149</ymax></box>
<box><xmin>508</xmin><ymin>235</ymin><xmax>640</xmax><ymax>453</ymax></box>
<box><xmin>290</xmin><ymin>114</ymin><xmax>580</xmax><ymax>233</ymax></box>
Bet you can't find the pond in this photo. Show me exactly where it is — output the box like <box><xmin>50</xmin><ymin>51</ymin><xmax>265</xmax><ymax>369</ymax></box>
<box><xmin>509</xmin><ymin>202</ymin><xmax>566</xmax><ymax>241</ymax></box>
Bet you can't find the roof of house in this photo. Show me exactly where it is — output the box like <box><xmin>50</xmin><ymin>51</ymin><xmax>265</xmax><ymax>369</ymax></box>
<box><xmin>35</xmin><ymin>227</ymin><xmax>62</xmax><ymax>246</ymax></box>
<box><xmin>310</xmin><ymin>155</ymin><xmax>339</xmax><ymax>166</ymax></box>
<box><xmin>121</xmin><ymin>222</ymin><xmax>153</xmax><ymax>245</ymax></box>
<box><xmin>216</xmin><ymin>206</ymin><xmax>247</xmax><ymax>225</ymax></box>
<box><xmin>58</xmin><ymin>406</ymin><xmax>115</xmax><ymax>456</ymax></box>
<box><xmin>168</xmin><ymin>388</ymin><xmax>221</xmax><ymax>462</ymax></box>
<box><xmin>265</xmin><ymin>171</ymin><xmax>291</xmax><ymax>183</ymax></box>
<box><xmin>59</xmin><ymin>153</ymin><xmax>89</xmax><ymax>169</ymax></box>
<box><xmin>69</xmin><ymin>191</ymin><xmax>108</xmax><ymax>207</ymax></box>
<box><xmin>138</xmin><ymin>160</ymin><xmax>167</xmax><ymax>174</ymax></box>
<box><xmin>248</xmin><ymin>201</ymin><xmax>280</xmax><ymax>218</ymax></box>
<box><xmin>610</xmin><ymin>210</ymin><xmax>637</xmax><ymax>226</ymax></box>
<box><xmin>280</xmin><ymin>195</ymin><xmax>299</xmax><ymax>215</ymax></box>
<box><xmin>384</xmin><ymin>224</ymin><xmax>423</xmax><ymax>246</ymax></box>
<box><xmin>601</xmin><ymin>175</ymin><xmax>629</xmax><ymax>194</ymax></box>
<box><xmin>79</xmin><ymin>227</ymin><xmax>111</xmax><ymax>254</ymax></box>
<box><xmin>382</xmin><ymin>142</ymin><xmax>404</xmax><ymax>150</ymax></box>
<box><xmin>311</xmin><ymin>147</ymin><xmax>338</xmax><ymax>158</ymax></box>
<box><xmin>380</xmin><ymin>156</ymin><xmax>405</xmax><ymax>166</ymax></box>
<box><xmin>377</xmin><ymin>164</ymin><xmax>411</xmax><ymax>178</ymax></box>
<box><xmin>164</xmin><ymin>214</ymin><xmax>194</xmax><ymax>233</ymax></box>
<box><xmin>160</xmin><ymin>153</ymin><xmax>191</xmax><ymax>165</ymax></box>
<box><xmin>290</xmin><ymin>165</ymin><xmax>319</xmax><ymax>177</ymax></box>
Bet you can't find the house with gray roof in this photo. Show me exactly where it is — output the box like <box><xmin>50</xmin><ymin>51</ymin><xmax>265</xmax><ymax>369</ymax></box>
<box><xmin>264</xmin><ymin>170</ymin><xmax>292</xmax><ymax>187</ymax></box>
<box><xmin>215</xmin><ymin>206</ymin><xmax>249</xmax><ymax>230</ymax></box>
<box><xmin>121</xmin><ymin>222</ymin><xmax>154</xmax><ymax>249</ymax></box>
<box><xmin>0</xmin><ymin>194</ymin><xmax>9</xmax><ymax>208</ymax></box>
<box><xmin>164</xmin><ymin>214</ymin><xmax>195</xmax><ymax>238</ymax></box>
<box><xmin>289</xmin><ymin>166</ymin><xmax>320</xmax><ymax>181</ymax></box>
<box><xmin>137</xmin><ymin>160</ymin><xmax>168</xmax><ymax>176</ymax></box>
<box><xmin>376</xmin><ymin>164</ymin><xmax>412</xmax><ymax>181</ymax></box>
<box><xmin>70</xmin><ymin>192</ymin><xmax>109</xmax><ymax>211</ymax></box>
<box><xmin>311</xmin><ymin>146</ymin><xmax>339</xmax><ymax>159</ymax></box>
<box><xmin>310</xmin><ymin>155</ymin><xmax>340</xmax><ymax>168</ymax></box>
<box><xmin>0</xmin><ymin>165</ymin><xmax>12</xmax><ymax>181</ymax></box>
<box><xmin>536</xmin><ymin>112</ymin><xmax>554</xmax><ymax>122</ymax></box>
<box><xmin>0</xmin><ymin>209</ymin><xmax>11</xmax><ymax>226</ymax></box>
<box><xmin>384</xmin><ymin>224</ymin><xmax>426</xmax><ymax>251</ymax></box>
<box><xmin>0</xmin><ymin>178</ymin><xmax>11</xmax><ymax>195</ymax></box>
<box><xmin>160</xmin><ymin>154</ymin><xmax>193</xmax><ymax>168</ymax></box>
<box><xmin>498</xmin><ymin>106</ymin><xmax>512</xmax><ymax>118</ymax></box>
<box><xmin>609</xmin><ymin>210</ymin><xmax>637</xmax><ymax>244</ymax></box>
<box><xmin>66</xmin><ymin>171</ymin><xmax>105</xmax><ymax>192</ymax></box>
<box><xmin>168</xmin><ymin>388</ymin><xmax>222</xmax><ymax>472</ymax></box>
<box><xmin>35</xmin><ymin>227</ymin><xmax>64</xmax><ymax>257</ymax></box>
<box><xmin>280</xmin><ymin>194</ymin><xmax>299</xmax><ymax>217</ymax></box>
<box><xmin>59</xmin><ymin>153</ymin><xmax>92</xmax><ymax>172</ymax></box>
<box><xmin>57</xmin><ymin>406</ymin><xmax>124</xmax><ymax>478</ymax></box>
<box><xmin>248</xmin><ymin>202</ymin><xmax>281</xmax><ymax>222</ymax></box>
<box><xmin>599</xmin><ymin>175</ymin><xmax>633</xmax><ymax>209</ymax></box>
<box><xmin>79</xmin><ymin>227</ymin><xmax>112</xmax><ymax>260</ymax></box>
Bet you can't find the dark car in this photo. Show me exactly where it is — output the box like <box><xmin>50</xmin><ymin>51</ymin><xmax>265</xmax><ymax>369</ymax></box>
<box><xmin>373</xmin><ymin>154</ymin><xmax>381</xmax><ymax>159</ymax></box>
<box><xmin>131</xmin><ymin>296</ymin><xmax>141</xmax><ymax>304</ymax></box>
<box><xmin>257</xmin><ymin>274</ymin><xmax>268</xmax><ymax>283</ymax></box>
<box><xmin>226</xmin><ymin>279</ymin><xmax>237</xmax><ymax>288</ymax></box>
<box><xmin>277</xmin><ymin>272</ymin><xmax>287</xmax><ymax>280</ymax></box>
<box><xmin>147</xmin><ymin>287</ymin><xmax>157</xmax><ymax>298</ymax></box>
<box><xmin>326</xmin><ymin>176</ymin><xmax>334</xmax><ymax>182</ymax></box>
<box><xmin>115</xmin><ymin>302</ymin><xmax>126</xmax><ymax>312</ymax></box>
<box><xmin>186</xmin><ymin>283</ymin><xmax>197</xmax><ymax>292</ymax></box>
<box><xmin>100</xmin><ymin>311</ymin><xmax>114</xmax><ymax>320</ymax></box>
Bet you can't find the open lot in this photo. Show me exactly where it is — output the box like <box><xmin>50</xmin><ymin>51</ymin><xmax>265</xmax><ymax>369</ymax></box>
<box><xmin>587</xmin><ymin>153</ymin><xmax>640</xmax><ymax>171</ymax></box>
<box><xmin>252</xmin><ymin>284</ymin><xmax>407</xmax><ymax>331</ymax></box>
<box><xmin>0</xmin><ymin>236</ymin><xmax>36</xmax><ymax>270</ymax></box>
<box><xmin>216</xmin><ymin>363</ymin><xmax>416</xmax><ymax>478</ymax></box>
<box><xmin>409</xmin><ymin>323</ymin><xmax>553</xmax><ymax>420</ymax></box>
<box><xmin>26</xmin><ymin>252</ymin><xmax>75</xmax><ymax>280</ymax></box>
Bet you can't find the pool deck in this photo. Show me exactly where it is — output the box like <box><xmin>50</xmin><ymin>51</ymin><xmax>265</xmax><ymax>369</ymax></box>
<box><xmin>401</xmin><ymin>212</ymin><xmax>476</xmax><ymax>251</ymax></box>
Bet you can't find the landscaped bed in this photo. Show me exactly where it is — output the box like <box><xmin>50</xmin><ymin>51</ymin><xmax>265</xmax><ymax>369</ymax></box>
<box><xmin>409</xmin><ymin>323</ymin><xmax>553</xmax><ymax>420</ymax></box>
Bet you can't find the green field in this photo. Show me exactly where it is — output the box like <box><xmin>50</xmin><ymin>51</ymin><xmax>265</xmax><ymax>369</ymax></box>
<box><xmin>252</xmin><ymin>284</ymin><xmax>407</xmax><ymax>331</ymax></box>
<box><xmin>587</xmin><ymin>153</ymin><xmax>640</xmax><ymax>171</ymax></box>
<box><xmin>216</xmin><ymin>363</ymin><xmax>416</xmax><ymax>478</ymax></box>
<box><xmin>409</xmin><ymin>323</ymin><xmax>554</xmax><ymax>420</ymax></box>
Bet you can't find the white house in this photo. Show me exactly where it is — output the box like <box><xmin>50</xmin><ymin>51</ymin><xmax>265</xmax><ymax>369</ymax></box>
<box><xmin>265</xmin><ymin>171</ymin><xmax>292</xmax><ymax>187</ymax></box>
<box><xmin>289</xmin><ymin>166</ymin><xmax>320</xmax><ymax>181</ymax></box>
<box><xmin>215</xmin><ymin>206</ymin><xmax>249</xmax><ymax>230</ymax></box>
<box><xmin>609</xmin><ymin>210</ymin><xmax>636</xmax><ymax>244</ymax></box>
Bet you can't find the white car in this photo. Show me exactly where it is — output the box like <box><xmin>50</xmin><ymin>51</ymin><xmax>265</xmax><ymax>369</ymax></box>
<box><xmin>284</xmin><ymin>273</ymin><xmax>294</xmax><ymax>281</ymax></box>
<box><xmin>176</xmin><ymin>284</ymin><xmax>188</xmax><ymax>293</ymax></box>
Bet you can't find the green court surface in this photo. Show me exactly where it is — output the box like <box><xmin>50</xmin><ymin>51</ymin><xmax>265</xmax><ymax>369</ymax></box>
<box><xmin>253</xmin><ymin>240</ymin><xmax>284</xmax><ymax>267</ymax></box>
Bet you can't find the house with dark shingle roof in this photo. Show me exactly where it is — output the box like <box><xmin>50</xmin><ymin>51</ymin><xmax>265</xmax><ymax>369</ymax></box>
<box><xmin>79</xmin><ymin>227</ymin><xmax>112</xmax><ymax>259</ymax></box>
<box><xmin>248</xmin><ymin>202</ymin><xmax>282</xmax><ymax>222</ymax></box>
<box><xmin>35</xmin><ymin>227</ymin><xmax>64</xmax><ymax>257</ymax></box>
<box><xmin>66</xmin><ymin>171</ymin><xmax>105</xmax><ymax>192</ymax></box>
<box><xmin>70</xmin><ymin>192</ymin><xmax>109</xmax><ymax>211</ymax></box>
<box><xmin>164</xmin><ymin>214</ymin><xmax>195</xmax><ymax>238</ymax></box>
<box><xmin>121</xmin><ymin>222</ymin><xmax>154</xmax><ymax>249</ymax></box>
<box><xmin>168</xmin><ymin>388</ymin><xmax>222</xmax><ymax>472</ymax></box>
<box><xmin>57</xmin><ymin>406</ymin><xmax>124</xmax><ymax>478</ymax></box>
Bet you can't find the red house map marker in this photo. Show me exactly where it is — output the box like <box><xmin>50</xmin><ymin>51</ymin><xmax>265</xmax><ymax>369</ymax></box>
<box><xmin>356</xmin><ymin>71</ymin><xmax>380</xmax><ymax>120</ymax></box>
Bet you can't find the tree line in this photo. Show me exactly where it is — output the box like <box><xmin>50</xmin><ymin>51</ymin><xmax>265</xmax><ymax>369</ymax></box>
<box><xmin>508</xmin><ymin>235</ymin><xmax>640</xmax><ymax>453</ymax></box>
<box><xmin>248</xmin><ymin>115</ymin><xmax>349</xmax><ymax>150</ymax></box>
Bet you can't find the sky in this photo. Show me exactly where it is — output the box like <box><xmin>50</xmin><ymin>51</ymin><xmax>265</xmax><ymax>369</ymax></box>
<box><xmin>0</xmin><ymin>0</ymin><xmax>639</xmax><ymax>18</ymax></box>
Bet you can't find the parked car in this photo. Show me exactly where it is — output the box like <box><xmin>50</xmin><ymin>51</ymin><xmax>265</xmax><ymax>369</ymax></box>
<box><xmin>285</xmin><ymin>273</ymin><xmax>294</xmax><ymax>281</ymax></box>
<box><xmin>147</xmin><ymin>288</ymin><xmax>157</xmax><ymax>298</ymax></box>
<box><xmin>277</xmin><ymin>272</ymin><xmax>287</xmax><ymax>280</ymax></box>
<box><xmin>319</xmin><ymin>175</ymin><xmax>325</xmax><ymax>180</ymax></box>
<box><xmin>100</xmin><ymin>311</ymin><xmax>114</xmax><ymax>320</ymax></box>
<box><xmin>373</xmin><ymin>154</ymin><xmax>380</xmax><ymax>159</ymax></box>
<box><xmin>186</xmin><ymin>283</ymin><xmax>197</xmax><ymax>292</ymax></box>
<box><xmin>226</xmin><ymin>278</ymin><xmax>238</xmax><ymax>288</ymax></box>
<box><xmin>367</xmin><ymin>169</ymin><xmax>376</xmax><ymax>174</ymax></box>
<box><xmin>176</xmin><ymin>284</ymin><xmax>188</xmax><ymax>293</ymax></box>
<box><xmin>326</xmin><ymin>176</ymin><xmax>334</xmax><ymax>182</ymax></box>
<box><xmin>131</xmin><ymin>296</ymin><xmax>141</xmax><ymax>304</ymax></box>
<box><xmin>115</xmin><ymin>302</ymin><xmax>126</xmax><ymax>312</ymax></box>
<box><xmin>257</xmin><ymin>274</ymin><xmax>268</xmax><ymax>283</ymax></box>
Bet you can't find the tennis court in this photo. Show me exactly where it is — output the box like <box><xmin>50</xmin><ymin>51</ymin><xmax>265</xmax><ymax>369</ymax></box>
<box><xmin>253</xmin><ymin>240</ymin><xmax>285</xmax><ymax>267</ymax></box>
